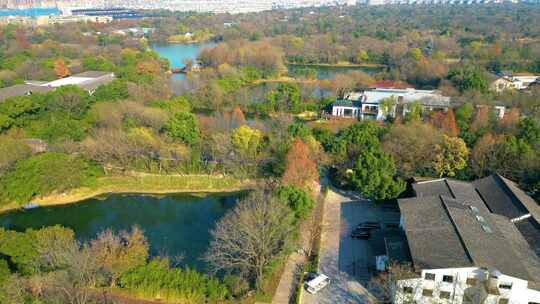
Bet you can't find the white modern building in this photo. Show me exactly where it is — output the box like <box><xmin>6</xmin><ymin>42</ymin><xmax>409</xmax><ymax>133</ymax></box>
<box><xmin>0</xmin><ymin>71</ymin><xmax>115</xmax><ymax>102</ymax></box>
<box><xmin>28</xmin><ymin>71</ymin><xmax>115</xmax><ymax>95</ymax></box>
<box><xmin>331</xmin><ymin>88</ymin><xmax>450</xmax><ymax>120</ymax></box>
<box><xmin>397</xmin><ymin>267</ymin><xmax>540</xmax><ymax>304</ymax></box>
<box><xmin>392</xmin><ymin>174</ymin><xmax>540</xmax><ymax>304</ymax></box>
<box><xmin>490</xmin><ymin>73</ymin><xmax>540</xmax><ymax>93</ymax></box>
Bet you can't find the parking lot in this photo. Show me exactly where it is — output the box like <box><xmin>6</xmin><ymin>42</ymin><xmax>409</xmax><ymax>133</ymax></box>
<box><xmin>301</xmin><ymin>188</ymin><xmax>401</xmax><ymax>304</ymax></box>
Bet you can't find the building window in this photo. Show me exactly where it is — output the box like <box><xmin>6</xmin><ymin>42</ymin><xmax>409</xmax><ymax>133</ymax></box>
<box><xmin>439</xmin><ymin>291</ymin><xmax>451</xmax><ymax>299</ymax></box>
<box><xmin>424</xmin><ymin>273</ymin><xmax>436</xmax><ymax>280</ymax></box>
<box><xmin>499</xmin><ymin>298</ymin><xmax>509</xmax><ymax>304</ymax></box>
<box><xmin>499</xmin><ymin>283</ymin><xmax>512</xmax><ymax>290</ymax></box>
<box><xmin>422</xmin><ymin>289</ymin><xmax>433</xmax><ymax>297</ymax></box>
<box><xmin>402</xmin><ymin>286</ymin><xmax>413</xmax><ymax>294</ymax></box>
<box><xmin>442</xmin><ymin>275</ymin><xmax>454</xmax><ymax>283</ymax></box>
<box><xmin>466</xmin><ymin>278</ymin><xmax>477</xmax><ymax>286</ymax></box>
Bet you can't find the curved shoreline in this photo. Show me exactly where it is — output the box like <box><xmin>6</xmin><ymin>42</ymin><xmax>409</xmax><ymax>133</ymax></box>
<box><xmin>0</xmin><ymin>174</ymin><xmax>256</xmax><ymax>214</ymax></box>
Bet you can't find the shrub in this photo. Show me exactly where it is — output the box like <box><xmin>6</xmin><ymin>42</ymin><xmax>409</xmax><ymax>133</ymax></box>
<box><xmin>119</xmin><ymin>258</ymin><xmax>228</xmax><ymax>303</ymax></box>
<box><xmin>277</xmin><ymin>185</ymin><xmax>314</xmax><ymax>220</ymax></box>
<box><xmin>0</xmin><ymin>153</ymin><xmax>102</xmax><ymax>205</ymax></box>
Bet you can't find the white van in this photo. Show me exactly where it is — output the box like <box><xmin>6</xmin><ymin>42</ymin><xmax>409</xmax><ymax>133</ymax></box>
<box><xmin>304</xmin><ymin>273</ymin><xmax>330</xmax><ymax>294</ymax></box>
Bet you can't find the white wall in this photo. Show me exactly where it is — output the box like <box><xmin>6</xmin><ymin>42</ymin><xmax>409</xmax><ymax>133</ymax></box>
<box><xmin>395</xmin><ymin>267</ymin><xmax>540</xmax><ymax>304</ymax></box>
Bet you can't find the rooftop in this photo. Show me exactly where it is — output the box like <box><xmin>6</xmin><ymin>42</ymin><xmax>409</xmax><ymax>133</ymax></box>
<box><xmin>363</xmin><ymin>88</ymin><xmax>450</xmax><ymax>107</ymax></box>
<box><xmin>399</xmin><ymin>174</ymin><xmax>540</xmax><ymax>286</ymax></box>
<box><xmin>0</xmin><ymin>84</ymin><xmax>53</xmax><ymax>102</ymax></box>
<box><xmin>39</xmin><ymin>71</ymin><xmax>115</xmax><ymax>90</ymax></box>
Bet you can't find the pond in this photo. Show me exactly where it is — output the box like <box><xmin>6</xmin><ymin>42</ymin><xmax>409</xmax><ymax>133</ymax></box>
<box><xmin>150</xmin><ymin>42</ymin><xmax>383</xmax><ymax>82</ymax></box>
<box><xmin>0</xmin><ymin>192</ymin><xmax>245</xmax><ymax>271</ymax></box>
<box><xmin>151</xmin><ymin>42</ymin><xmax>216</xmax><ymax>81</ymax></box>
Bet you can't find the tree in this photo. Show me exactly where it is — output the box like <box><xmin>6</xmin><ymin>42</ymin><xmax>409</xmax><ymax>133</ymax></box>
<box><xmin>0</xmin><ymin>153</ymin><xmax>102</xmax><ymax>206</ymax></box>
<box><xmin>432</xmin><ymin>135</ymin><xmax>469</xmax><ymax>177</ymax></box>
<box><xmin>230</xmin><ymin>105</ymin><xmax>246</xmax><ymax>128</ymax></box>
<box><xmin>471</xmin><ymin>133</ymin><xmax>504</xmax><ymax>177</ymax></box>
<box><xmin>282</xmin><ymin>137</ymin><xmax>319</xmax><ymax>189</ymax></box>
<box><xmin>441</xmin><ymin>108</ymin><xmax>459</xmax><ymax>137</ymax></box>
<box><xmin>89</xmin><ymin>226</ymin><xmax>149</xmax><ymax>287</ymax></box>
<box><xmin>348</xmin><ymin>148</ymin><xmax>405</xmax><ymax>200</ymax></box>
<box><xmin>92</xmin><ymin>79</ymin><xmax>129</xmax><ymax>102</ymax></box>
<box><xmin>404</xmin><ymin>102</ymin><xmax>422</xmax><ymax>122</ymax></box>
<box><xmin>54</xmin><ymin>59</ymin><xmax>70</xmax><ymax>78</ymax></box>
<box><xmin>46</xmin><ymin>85</ymin><xmax>90</xmax><ymax>118</ymax></box>
<box><xmin>331</xmin><ymin>122</ymin><xmax>381</xmax><ymax>162</ymax></box>
<box><xmin>0</xmin><ymin>136</ymin><xmax>31</xmax><ymax>175</ymax></box>
<box><xmin>383</xmin><ymin>122</ymin><xmax>443</xmax><ymax>177</ymax></box>
<box><xmin>164</xmin><ymin>112</ymin><xmax>200</xmax><ymax>146</ymax></box>
<box><xmin>355</xmin><ymin>50</ymin><xmax>369</xmax><ymax>63</ymax></box>
<box><xmin>470</xmin><ymin>105</ymin><xmax>490</xmax><ymax>133</ymax></box>
<box><xmin>204</xmin><ymin>191</ymin><xmax>294</xmax><ymax>288</ymax></box>
<box><xmin>455</xmin><ymin>102</ymin><xmax>475</xmax><ymax>132</ymax></box>
<box><xmin>499</xmin><ymin>107</ymin><xmax>520</xmax><ymax>131</ymax></box>
<box><xmin>276</xmin><ymin>185</ymin><xmax>314</xmax><ymax>220</ymax></box>
<box><xmin>266</xmin><ymin>83</ymin><xmax>301</xmax><ymax>113</ymax></box>
<box><xmin>231</xmin><ymin>125</ymin><xmax>262</xmax><ymax>158</ymax></box>
<box><xmin>380</xmin><ymin>97</ymin><xmax>397</xmax><ymax>119</ymax></box>
<box><xmin>0</xmin><ymin>228</ymin><xmax>38</xmax><ymax>275</ymax></box>
<box><xmin>369</xmin><ymin>262</ymin><xmax>419</xmax><ymax>304</ymax></box>
<box><xmin>448</xmin><ymin>67</ymin><xmax>488</xmax><ymax>92</ymax></box>
<box><xmin>517</xmin><ymin>117</ymin><xmax>540</xmax><ymax>147</ymax></box>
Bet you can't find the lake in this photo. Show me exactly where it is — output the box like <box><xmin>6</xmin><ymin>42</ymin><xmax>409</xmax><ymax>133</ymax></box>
<box><xmin>0</xmin><ymin>8</ymin><xmax>60</xmax><ymax>17</ymax></box>
<box><xmin>0</xmin><ymin>192</ymin><xmax>244</xmax><ymax>271</ymax></box>
<box><xmin>150</xmin><ymin>42</ymin><xmax>383</xmax><ymax>81</ymax></box>
<box><xmin>151</xmin><ymin>42</ymin><xmax>215</xmax><ymax>81</ymax></box>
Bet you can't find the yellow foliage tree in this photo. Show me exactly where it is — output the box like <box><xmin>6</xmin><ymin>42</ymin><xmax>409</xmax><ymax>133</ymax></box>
<box><xmin>433</xmin><ymin>135</ymin><xmax>469</xmax><ymax>177</ymax></box>
<box><xmin>231</xmin><ymin>125</ymin><xmax>262</xmax><ymax>158</ymax></box>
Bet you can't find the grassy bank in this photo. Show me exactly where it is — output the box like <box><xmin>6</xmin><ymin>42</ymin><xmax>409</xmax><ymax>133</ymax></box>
<box><xmin>0</xmin><ymin>174</ymin><xmax>255</xmax><ymax>213</ymax></box>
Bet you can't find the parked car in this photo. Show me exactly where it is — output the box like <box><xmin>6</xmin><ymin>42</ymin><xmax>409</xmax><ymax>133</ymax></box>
<box><xmin>351</xmin><ymin>227</ymin><xmax>371</xmax><ymax>239</ymax></box>
<box><xmin>304</xmin><ymin>273</ymin><xmax>330</xmax><ymax>294</ymax></box>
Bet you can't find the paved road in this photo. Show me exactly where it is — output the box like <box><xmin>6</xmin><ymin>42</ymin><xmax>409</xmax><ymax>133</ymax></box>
<box><xmin>301</xmin><ymin>189</ymin><xmax>378</xmax><ymax>304</ymax></box>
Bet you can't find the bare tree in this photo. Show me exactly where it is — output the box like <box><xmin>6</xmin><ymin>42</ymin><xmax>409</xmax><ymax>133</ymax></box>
<box><xmin>368</xmin><ymin>262</ymin><xmax>420</xmax><ymax>304</ymax></box>
<box><xmin>89</xmin><ymin>226</ymin><xmax>149</xmax><ymax>287</ymax></box>
<box><xmin>204</xmin><ymin>191</ymin><xmax>294</xmax><ymax>289</ymax></box>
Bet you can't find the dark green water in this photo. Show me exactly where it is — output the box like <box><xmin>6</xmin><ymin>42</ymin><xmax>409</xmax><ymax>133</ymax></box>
<box><xmin>0</xmin><ymin>192</ymin><xmax>244</xmax><ymax>271</ymax></box>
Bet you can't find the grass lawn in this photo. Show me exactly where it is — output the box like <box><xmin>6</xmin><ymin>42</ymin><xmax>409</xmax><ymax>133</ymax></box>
<box><xmin>0</xmin><ymin>174</ymin><xmax>255</xmax><ymax>213</ymax></box>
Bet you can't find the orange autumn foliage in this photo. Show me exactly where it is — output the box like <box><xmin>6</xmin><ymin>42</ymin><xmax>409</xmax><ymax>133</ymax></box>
<box><xmin>231</xmin><ymin>106</ymin><xmax>246</xmax><ymax>127</ymax></box>
<box><xmin>499</xmin><ymin>108</ymin><xmax>520</xmax><ymax>129</ymax></box>
<box><xmin>136</xmin><ymin>59</ymin><xmax>161</xmax><ymax>75</ymax></box>
<box><xmin>471</xmin><ymin>105</ymin><xmax>489</xmax><ymax>132</ymax></box>
<box><xmin>54</xmin><ymin>59</ymin><xmax>71</xmax><ymax>78</ymax></box>
<box><xmin>282</xmin><ymin>137</ymin><xmax>319</xmax><ymax>189</ymax></box>
<box><xmin>441</xmin><ymin>108</ymin><xmax>459</xmax><ymax>137</ymax></box>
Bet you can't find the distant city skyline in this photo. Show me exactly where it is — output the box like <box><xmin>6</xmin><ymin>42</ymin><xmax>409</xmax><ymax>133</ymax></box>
<box><xmin>1</xmin><ymin>0</ymin><xmax>538</xmax><ymax>14</ymax></box>
<box><xmin>1</xmin><ymin>0</ymin><xmax>356</xmax><ymax>13</ymax></box>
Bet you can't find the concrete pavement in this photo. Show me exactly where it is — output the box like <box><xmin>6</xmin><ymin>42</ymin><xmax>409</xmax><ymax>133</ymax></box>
<box><xmin>301</xmin><ymin>188</ymin><xmax>377</xmax><ymax>304</ymax></box>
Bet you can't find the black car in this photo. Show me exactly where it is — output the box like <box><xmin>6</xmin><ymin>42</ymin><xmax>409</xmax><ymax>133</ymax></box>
<box><xmin>351</xmin><ymin>227</ymin><xmax>371</xmax><ymax>239</ymax></box>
